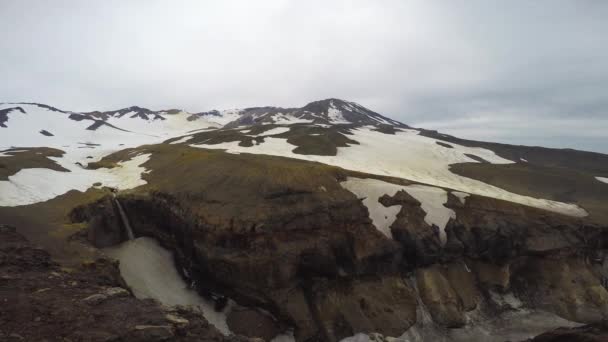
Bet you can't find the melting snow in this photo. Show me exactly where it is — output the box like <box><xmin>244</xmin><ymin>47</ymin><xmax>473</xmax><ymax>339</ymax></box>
<box><xmin>341</xmin><ymin>178</ymin><xmax>454</xmax><ymax>244</ymax></box>
<box><xmin>193</xmin><ymin>127</ymin><xmax>587</xmax><ymax>218</ymax></box>
<box><xmin>596</xmin><ymin>177</ymin><xmax>608</xmax><ymax>184</ymax></box>
<box><xmin>104</xmin><ymin>237</ymin><xmax>231</xmax><ymax>335</ymax></box>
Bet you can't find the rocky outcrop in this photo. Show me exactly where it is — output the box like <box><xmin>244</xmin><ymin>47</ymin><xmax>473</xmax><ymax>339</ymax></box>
<box><xmin>512</xmin><ymin>256</ymin><xmax>608</xmax><ymax>323</ymax></box>
<box><xmin>310</xmin><ymin>276</ymin><xmax>417</xmax><ymax>341</ymax></box>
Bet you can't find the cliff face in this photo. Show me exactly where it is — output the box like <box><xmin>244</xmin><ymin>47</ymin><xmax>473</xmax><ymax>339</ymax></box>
<box><xmin>71</xmin><ymin>145</ymin><xmax>608</xmax><ymax>342</ymax></box>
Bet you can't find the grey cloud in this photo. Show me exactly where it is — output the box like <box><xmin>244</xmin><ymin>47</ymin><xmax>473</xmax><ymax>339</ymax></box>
<box><xmin>1</xmin><ymin>0</ymin><xmax>606</xmax><ymax>153</ymax></box>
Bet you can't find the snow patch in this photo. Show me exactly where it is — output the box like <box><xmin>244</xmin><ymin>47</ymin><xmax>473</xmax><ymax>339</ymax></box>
<box><xmin>0</xmin><ymin>153</ymin><xmax>150</xmax><ymax>206</ymax></box>
<box><xmin>257</xmin><ymin>127</ymin><xmax>291</xmax><ymax>136</ymax></box>
<box><xmin>341</xmin><ymin>178</ymin><xmax>403</xmax><ymax>238</ymax></box>
<box><xmin>341</xmin><ymin>178</ymin><xmax>454</xmax><ymax>244</ymax></box>
<box><xmin>596</xmin><ymin>177</ymin><xmax>608</xmax><ymax>184</ymax></box>
<box><xmin>452</xmin><ymin>191</ymin><xmax>470</xmax><ymax>204</ymax></box>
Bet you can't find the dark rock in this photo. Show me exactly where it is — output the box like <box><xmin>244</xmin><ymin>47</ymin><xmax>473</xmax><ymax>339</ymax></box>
<box><xmin>227</xmin><ymin>306</ymin><xmax>280</xmax><ymax>340</ymax></box>
<box><xmin>131</xmin><ymin>325</ymin><xmax>174</xmax><ymax>341</ymax></box>
<box><xmin>311</xmin><ymin>276</ymin><xmax>417</xmax><ymax>341</ymax></box>
<box><xmin>526</xmin><ymin>322</ymin><xmax>608</xmax><ymax>342</ymax></box>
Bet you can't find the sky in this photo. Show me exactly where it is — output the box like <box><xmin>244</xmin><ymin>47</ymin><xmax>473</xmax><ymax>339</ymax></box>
<box><xmin>1</xmin><ymin>0</ymin><xmax>607</xmax><ymax>153</ymax></box>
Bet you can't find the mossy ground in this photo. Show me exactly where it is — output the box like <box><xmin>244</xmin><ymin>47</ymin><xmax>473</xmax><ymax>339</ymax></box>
<box><xmin>0</xmin><ymin>147</ymin><xmax>68</xmax><ymax>180</ymax></box>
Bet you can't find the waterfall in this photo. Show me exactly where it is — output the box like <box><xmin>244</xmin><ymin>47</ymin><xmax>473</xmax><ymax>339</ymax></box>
<box><xmin>113</xmin><ymin>194</ymin><xmax>135</xmax><ymax>240</ymax></box>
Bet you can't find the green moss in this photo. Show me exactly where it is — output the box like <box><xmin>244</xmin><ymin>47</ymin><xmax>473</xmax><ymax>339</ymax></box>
<box><xmin>451</xmin><ymin>162</ymin><xmax>608</xmax><ymax>224</ymax></box>
<box><xmin>0</xmin><ymin>147</ymin><xmax>68</xmax><ymax>180</ymax></box>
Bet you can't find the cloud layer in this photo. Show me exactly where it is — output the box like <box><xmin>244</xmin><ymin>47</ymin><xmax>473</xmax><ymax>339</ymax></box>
<box><xmin>1</xmin><ymin>0</ymin><xmax>606</xmax><ymax>153</ymax></box>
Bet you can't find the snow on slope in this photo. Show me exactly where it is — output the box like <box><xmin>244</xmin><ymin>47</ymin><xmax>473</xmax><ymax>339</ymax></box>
<box><xmin>192</xmin><ymin>127</ymin><xmax>587</xmax><ymax>217</ymax></box>
<box><xmin>271</xmin><ymin>112</ymin><xmax>313</xmax><ymax>125</ymax></box>
<box><xmin>103</xmin><ymin>109</ymin><xmax>222</xmax><ymax>138</ymax></box>
<box><xmin>342</xmin><ymin>177</ymin><xmax>454</xmax><ymax>244</ymax></box>
<box><xmin>327</xmin><ymin>100</ymin><xmax>350</xmax><ymax>124</ymax></box>
<box><xmin>0</xmin><ymin>153</ymin><xmax>150</xmax><ymax>206</ymax></box>
<box><xmin>596</xmin><ymin>177</ymin><xmax>608</xmax><ymax>184</ymax></box>
<box><xmin>256</xmin><ymin>126</ymin><xmax>291</xmax><ymax>136</ymax></box>
<box><xmin>0</xmin><ymin>104</ymin><xmax>156</xmax><ymax>162</ymax></box>
<box><xmin>0</xmin><ymin>103</ymin><xmax>212</xmax><ymax>206</ymax></box>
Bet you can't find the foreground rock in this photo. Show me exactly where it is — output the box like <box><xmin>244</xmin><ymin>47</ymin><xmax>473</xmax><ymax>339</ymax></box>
<box><xmin>0</xmin><ymin>224</ymin><xmax>251</xmax><ymax>342</ymax></box>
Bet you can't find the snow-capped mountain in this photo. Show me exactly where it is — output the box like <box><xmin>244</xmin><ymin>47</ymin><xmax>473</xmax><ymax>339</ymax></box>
<box><xmin>2</xmin><ymin>99</ymin><xmax>608</xmax><ymax>342</ymax></box>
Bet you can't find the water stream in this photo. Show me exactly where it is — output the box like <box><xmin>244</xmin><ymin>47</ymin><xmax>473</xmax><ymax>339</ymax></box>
<box><xmin>113</xmin><ymin>197</ymin><xmax>135</xmax><ymax>240</ymax></box>
<box><xmin>104</xmin><ymin>237</ymin><xmax>232</xmax><ymax>334</ymax></box>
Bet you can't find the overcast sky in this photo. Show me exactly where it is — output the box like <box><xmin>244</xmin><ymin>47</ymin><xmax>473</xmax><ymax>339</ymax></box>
<box><xmin>1</xmin><ymin>0</ymin><xmax>607</xmax><ymax>153</ymax></box>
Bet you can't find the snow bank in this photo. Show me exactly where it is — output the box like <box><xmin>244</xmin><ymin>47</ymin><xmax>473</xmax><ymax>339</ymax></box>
<box><xmin>341</xmin><ymin>178</ymin><xmax>454</xmax><ymax>244</ymax></box>
<box><xmin>104</xmin><ymin>237</ymin><xmax>231</xmax><ymax>335</ymax></box>
<box><xmin>193</xmin><ymin>127</ymin><xmax>587</xmax><ymax>218</ymax></box>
